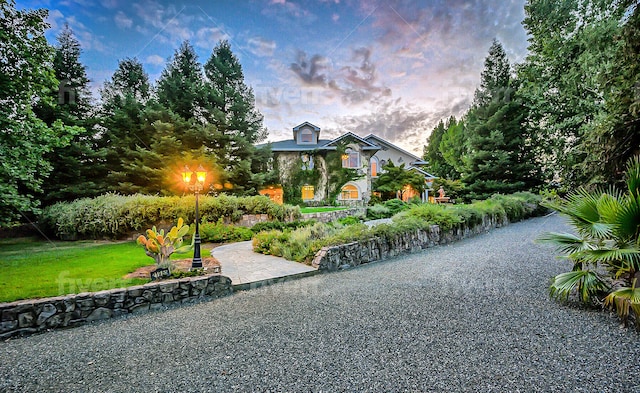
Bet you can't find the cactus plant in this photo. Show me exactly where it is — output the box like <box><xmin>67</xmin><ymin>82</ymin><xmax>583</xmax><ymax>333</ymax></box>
<box><xmin>136</xmin><ymin>217</ymin><xmax>192</xmax><ymax>272</ymax></box>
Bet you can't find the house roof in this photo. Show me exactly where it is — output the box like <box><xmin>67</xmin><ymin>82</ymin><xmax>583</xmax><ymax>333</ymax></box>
<box><xmin>323</xmin><ymin>132</ymin><xmax>380</xmax><ymax>151</ymax></box>
<box><xmin>292</xmin><ymin>121</ymin><xmax>320</xmax><ymax>131</ymax></box>
<box><xmin>259</xmin><ymin>139</ymin><xmax>334</xmax><ymax>152</ymax></box>
<box><xmin>363</xmin><ymin>134</ymin><xmax>427</xmax><ymax>165</ymax></box>
<box><xmin>408</xmin><ymin>166</ymin><xmax>437</xmax><ymax>179</ymax></box>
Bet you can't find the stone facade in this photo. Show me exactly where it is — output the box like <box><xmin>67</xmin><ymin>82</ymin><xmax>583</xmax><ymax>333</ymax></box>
<box><xmin>0</xmin><ymin>275</ymin><xmax>232</xmax><ymax>339</ymax></box>
<box><xmin>312</xmin><ymin>215</ymin><xmax>509</xmax><ymax>271</ymax></box>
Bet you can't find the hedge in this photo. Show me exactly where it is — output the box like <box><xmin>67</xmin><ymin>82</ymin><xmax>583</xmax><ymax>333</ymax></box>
<box><xmin>40</xmin><ymin>193</ymin><xmax>301</xmax><ymax>240</ymax></box>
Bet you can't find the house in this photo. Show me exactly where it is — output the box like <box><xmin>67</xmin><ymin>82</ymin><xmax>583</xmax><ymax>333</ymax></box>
<box><xmin>258</xmin><ymin>122</ymin><xmax>436</xmax><ymax>205</ymax></box>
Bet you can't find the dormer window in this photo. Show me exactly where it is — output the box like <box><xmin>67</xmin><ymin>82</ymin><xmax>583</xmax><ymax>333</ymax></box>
<box><xmin>300</xmin><ymin>129</ymin><xmax>313</xmax><ymax>143</ymax></box>
<box><xmin>341</xmin><ymin>148</ymin><xmax>360</xmax><ymax>168</ymax></box>
<box><xmin>293</xmin><ymin>122</ymin><xmax>320</xmax><ymax>145</ymax></box>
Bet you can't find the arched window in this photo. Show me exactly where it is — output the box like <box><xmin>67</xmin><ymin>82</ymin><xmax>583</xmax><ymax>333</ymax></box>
<box><xmin>340</xmin><ymin>184</ymin><xmax>359</xmax><ymax>200</ymax></box>
<box><xmin>302</xmin><ymin>185</ymin><xmax>314</xmax><ymax>200</ymax></box>
<box><xmin>370</xmin><ymin>157</ymin><xmax>378</xmax><ymax>177</ymax></box>
<box><xmin>341</xmin><ymin>148</ymin><xmax>360</xmax><ymax>168</ymax></box>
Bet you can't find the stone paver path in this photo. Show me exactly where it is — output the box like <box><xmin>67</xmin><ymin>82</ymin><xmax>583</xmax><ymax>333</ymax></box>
<box><xmin>211</xmin><ymin>241</ymin><xmax>316</xmax><ymax>285</ymax></box>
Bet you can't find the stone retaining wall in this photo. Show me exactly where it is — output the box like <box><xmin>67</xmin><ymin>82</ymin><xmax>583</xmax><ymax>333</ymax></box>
<box><xmin>312</xmin><ymin>215</ymin><xmax>509</xmax><ymax>271</ymax></box>
<box><xmin>302</xmin><ymin>207</ymin><xmax>366</xmax><ymax>223</ymax></box>
<box><xmin>231</xmin><ymin>208</ymin><xmax>366</xmax><ymax>227</ymax></box>
<box><xmin>0</xmin><ymin>275</ymin><xmax>232</xmax><ymax>339</ymax></box>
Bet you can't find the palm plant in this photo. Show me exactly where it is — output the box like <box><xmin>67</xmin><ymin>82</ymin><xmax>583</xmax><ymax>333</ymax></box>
<box><xmin>538</xmin><ymin>156</ymin><xmax>640</xmax><ymax>328</ymax></box>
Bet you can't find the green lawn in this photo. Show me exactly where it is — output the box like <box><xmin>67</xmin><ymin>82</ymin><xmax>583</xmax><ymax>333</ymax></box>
<box><xmin>300</xmin><ymin>206</ymin><xmax>348</xmax><ymax>214</ymax></box>
<box><xmin>0</xmin><ymin>237</ymin><xmax>196</xmax><ymax>303</ymax></box>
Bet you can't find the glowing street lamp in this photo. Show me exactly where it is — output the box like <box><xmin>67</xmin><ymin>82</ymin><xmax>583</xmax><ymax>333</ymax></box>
<box><xmin>182</xmin><ymin>165</ymin><xmax>207</xmax><ymax>269</ymax></box>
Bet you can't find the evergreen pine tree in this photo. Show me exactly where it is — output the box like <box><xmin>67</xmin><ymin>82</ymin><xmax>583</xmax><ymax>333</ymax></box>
<box><xmin>463</xmin><ymin>40</ymin><xmax>540</xmax><ymax>200</ymax></box>
<box><xmin>156</xmin><ymin>41</ymin><xmax>205</xmax><ymax>121</ymax></box>
<box><xmin>40</xmin><ymin>23</ymin><xmax>102</xmax><ymax>203</ymax></box>
<box><xmin>203</xmin><ymin>40</ymin><xmax>269</xmax><ymax>195</ymax></box>
<box><xmin>99</xmin><ymin>57</ymin><xmax>152</xmax><ymax>192</ymax></box>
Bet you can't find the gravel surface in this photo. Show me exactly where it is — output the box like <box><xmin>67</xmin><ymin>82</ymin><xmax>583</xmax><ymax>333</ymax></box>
<box><xmin>1</xmin><ymin>214</ymin><xmax>639</xmax><ymax>392</ymax></box>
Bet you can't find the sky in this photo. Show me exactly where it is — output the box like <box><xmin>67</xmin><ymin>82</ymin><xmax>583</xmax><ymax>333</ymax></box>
<box><xmin>19</xmin><ymin>0</ymin><xmax>530</xmax><ymax>155</ymax></box>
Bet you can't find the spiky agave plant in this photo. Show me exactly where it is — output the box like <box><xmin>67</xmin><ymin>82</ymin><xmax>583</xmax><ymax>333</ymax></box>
<box><xmin>538</xmin><ymin>156</ymin><xmax>640</xmax><ymax>327</ymax></box>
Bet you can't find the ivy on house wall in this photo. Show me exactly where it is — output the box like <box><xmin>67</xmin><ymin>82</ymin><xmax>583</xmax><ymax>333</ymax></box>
<box><xmin>273</xmin><ymin>142</ymin><xmax>366</xmax><ymax>205</ymax></box>
<box><xmin>278</xmin><ymin>153</ymin><xmax>322</xmax><ymax>205</ymax></box>
<box><xmin>325</xmin><ymin>147</ymin><xmax>362</xmax><ymax>201</ymax></box>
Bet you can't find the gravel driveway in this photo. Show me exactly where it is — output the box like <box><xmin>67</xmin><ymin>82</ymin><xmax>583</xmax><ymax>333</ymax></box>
<box><xmin>1</xmin><ymin>214</ymin><xmax>639</xmax><ymax>392</ymax></box>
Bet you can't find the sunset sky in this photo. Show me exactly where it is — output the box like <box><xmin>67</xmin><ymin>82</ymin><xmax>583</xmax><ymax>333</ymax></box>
<box><xmin>19</xmin><ymin>0</ymin><xmax>530</xmax><ymax>154</ymax></box>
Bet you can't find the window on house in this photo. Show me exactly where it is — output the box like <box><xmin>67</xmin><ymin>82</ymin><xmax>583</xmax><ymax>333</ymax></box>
<box><xmin>300</xmin><ymin>129</ymin><xmax>313</xmax><ymax>143</ymax></box>
<box><xmin>340</xmin><ymin>184</ymin><xmax>359</xmax><ymax>200</ymax></box>
<box><xmin>341</xmin><ymin>148</ymin><xmax>360</xmax><ymax>168</ymax></box>
<box><xmin>370</xmin><ymin>157</ymin><xmax>378</xmax><ymax>177</ymax></box>
<box><xmin>301</xmin><ymin>154</ymin><xmax>314</xmax><ymax>170</ymax></box>
<box><xmin>302</xmin><ymin>185</ymin><xmax>314</xmax><ymax>200</ymax></box>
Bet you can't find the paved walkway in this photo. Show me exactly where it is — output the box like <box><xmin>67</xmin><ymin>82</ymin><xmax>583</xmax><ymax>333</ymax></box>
<box><xmin>210</xmin><ymin>241</ymin><xmax>317</xmax><ymax>286</ymax></box>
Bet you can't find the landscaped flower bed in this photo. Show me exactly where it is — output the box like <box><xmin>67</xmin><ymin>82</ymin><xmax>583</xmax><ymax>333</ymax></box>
<box><xmin>253</xmin><ymin>192</ymin><xmax>545</xmax><ymax>264</ymax></box>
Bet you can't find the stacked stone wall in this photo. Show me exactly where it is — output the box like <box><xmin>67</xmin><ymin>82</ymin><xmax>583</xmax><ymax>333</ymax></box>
<box><xmin>312</xmin><ymin>215</ymin><xmax>509</xmax><ymax>271</ymax></box>
<box><xmin>0</xmin><ymin>275</ymin><xmax>232</xmax><ymax>339</ymax></box>
<box><xmin>301</xmin><ymin>207</ymin><xmax>366</xmax><ymax>223</ymax></box>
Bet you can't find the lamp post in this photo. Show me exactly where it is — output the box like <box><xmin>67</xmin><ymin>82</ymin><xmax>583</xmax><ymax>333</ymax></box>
<box><xmin>182</xmin><ymin>165</ymin><xmax>207</xmax><ymax>269</ymax></box>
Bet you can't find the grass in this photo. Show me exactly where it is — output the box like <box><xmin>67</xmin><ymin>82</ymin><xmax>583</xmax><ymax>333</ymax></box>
<box><xmin>300</xmin><ymin>206</ymin><xmax>348</xmax><ymax>214</ymax></box>
<box><xmin>0</xmin><ymin>237</ymin><xmax>200</xmax><ymax>303</ymax></box>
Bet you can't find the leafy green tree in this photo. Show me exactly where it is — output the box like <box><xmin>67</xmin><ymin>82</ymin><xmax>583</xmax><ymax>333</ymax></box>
<box><xmin>584</xmin><ymin>1</ymin><xmax>640</xmax><ymax>186</ymax></box>
<box><xmin>424</xmin><ymin>118</ymin><xmax>457</xmax><ymax>179</ymax></box>
<box><xmin>373</xmin><ymin>161</ymin><xmax>426</xmax><ymax>201</ymax></box>
<box><xmin>519</xmin><ymin>0</ymin><xmax>627</xmax><ymax>188</ymax></box>
<box><xmin>0</xmin><ymin>1</ymin><xmax>77</xmax><ymax>226</ymax></box>
<box><xmin>538</xmin><ymin>155</ymin><xmax>640</xmax><ymax>328</ymax></box>
<box><xmin>156</xmin><ymin>41</ymin><xmax>205</xmax><ymax>121</ymax></box>
<box><xmin>438</xmin><ymin>117</ymin><xmax>467</xmax><ymax>179</ymax></box>
<box><xmin>203</xmin><ymin>40</ymin><xmax>269</xmax><ymax>195</ymax></box>
<box><xmin>463</xmin><ymin>40</ymin><xmax>540</xmax><ymax>200</ymax></box>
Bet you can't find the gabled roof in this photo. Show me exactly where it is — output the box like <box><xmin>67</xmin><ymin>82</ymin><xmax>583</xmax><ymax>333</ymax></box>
<box><xmin>293</xmin><ymin>121</ymin><xmax>320</xmax><ymax>131</ymax></box>
<box><xmin>323</xmin><ymin>132</ymin><xmax>380</xmax><ymax>151</ymax></box>
<box><xmin>363</xmin><ymin>134</ymin><xmax>426</xmax><ymax>165</ymax></box>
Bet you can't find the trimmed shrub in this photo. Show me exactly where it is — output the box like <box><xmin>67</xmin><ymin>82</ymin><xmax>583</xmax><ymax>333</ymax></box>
<box><xmin>336</xmin><ymin>216</ymin><xmax>361</xmax><ymax>226</ymax></box>
<box><xmin>393</xmin><ymin>203</ymin><xmax>463</xmax><ymax>231</ymax></box>
<box><xmin>366</xmin><ymin>204</ymin><xmax>391</xmax><ymax>219</ymax></box>
<box><xmin>195</xmin><ymin>221</ymin><xmax>254</xmax><ymax>243</ymax></box>
<box><xmin>383</xmin><ymin>199</ymin><xmax>409</xmax><ymax>215</ymax></box>
<box><xmin>40</xmin><ymin>193</ymin><xmax>302</xmax><ymax>240</ymax></box>
<box><xmin>251</xmin><ymin>220</ymin><xmax>316</xmax><ymax>233</ymax></box>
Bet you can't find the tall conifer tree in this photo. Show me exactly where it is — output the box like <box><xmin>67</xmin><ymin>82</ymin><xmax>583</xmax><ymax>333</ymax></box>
<box><xmin>40</xmin><ymin>23</ymin><xmax>101</xmax><ymax>203</ymax></box>
<box><xmin>203</xmin><ymin>40</ymin><xmax>269</xmax><ymax>194</ymax></box>
<box><xmin>156</xmin><ymin>41</ymin><xmax>204</xmax><ymax>121</ymax></box>
<box><xmin>99</xmin><ymin>57</ymin><xmax>152</xmax><ymax>192</ymax></box>
<box><xmin>463</xmin><ymin>40</ymin><xmax>540</xmax><ymax>200</ymax></box>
